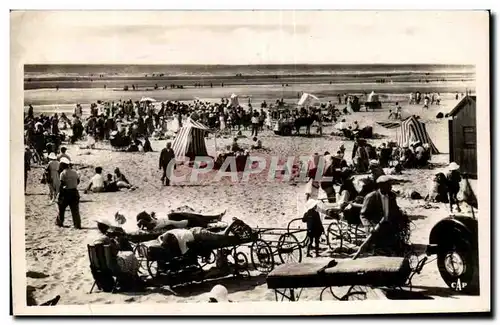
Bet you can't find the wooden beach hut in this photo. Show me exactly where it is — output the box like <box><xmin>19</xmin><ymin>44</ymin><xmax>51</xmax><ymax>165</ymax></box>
<box><xmin>446</xmin><ymin>95</ymin><xmax>477</xmax><ymax>179</ymax></box>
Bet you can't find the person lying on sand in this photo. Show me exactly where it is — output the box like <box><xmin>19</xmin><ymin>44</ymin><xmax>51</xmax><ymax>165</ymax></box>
<box><xmin>136</xmin><ymin>211</ymin><xmax>189</xmax><ymax>231</ymax></box>
<box><xmin>157</xmin><ymin>217</ymin><xmax>244</xmax><ymax>256</ymax></box>
<box><xmin>136</xmin><ymin>209</ymin><xmax>227</xmax><ymax>231</ymax></box>
<box><xmin>84</xmin><ymin>167</ymin><xmax>105</xmax><ymax>193</ymax></box>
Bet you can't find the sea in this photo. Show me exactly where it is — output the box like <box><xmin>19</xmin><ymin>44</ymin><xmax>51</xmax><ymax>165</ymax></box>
<box><xmin>25</xmin><ymin>64</ymin><xmax>475</xmax><ymax>79</ymax></box>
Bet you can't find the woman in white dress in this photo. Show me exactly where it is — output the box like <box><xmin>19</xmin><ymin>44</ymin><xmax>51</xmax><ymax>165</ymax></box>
<box><xmin>45</xmin><ymin>153</ymin><xmax>60</xmax><ymax>203</ymax></box>
<box><xmin>219</xmin><ymin>113</ymin><xmax>226</xmax><ymax>133</ymax></box>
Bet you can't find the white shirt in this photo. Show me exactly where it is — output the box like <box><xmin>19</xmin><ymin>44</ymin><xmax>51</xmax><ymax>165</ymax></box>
<box><xmin>251</xmin><ymin>116</ymin><xmax>259</xmax><ymax>124</ymax></box>
<box><xmin>159</xmin><ymin>229</ymin><xmax>195</xmax><ymax>254</ymax></box>
<box><xmin>90</xmin><ymin>174</ymin><xmax>105</xmax><ymax>189</ymax></box>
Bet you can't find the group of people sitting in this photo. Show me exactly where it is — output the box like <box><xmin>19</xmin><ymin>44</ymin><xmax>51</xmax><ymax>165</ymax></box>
<box><xmin>351</xmin><ymin>137</ymin><xmax>431</xmax><ymax>174</ymax></box>
<box><xmin>303</xmin><ymin>166</ymin><xmax>409</xmax><ymax>257</ymax></box>
<box><xmin>426</xmin><ymin>162</ymin><xmax>465</xmax><ymax>213</ymax></box>
<box><xmin>84</xmin><ymin>167</ymin><xmax>135</xmax><ymax>193</ymax></box>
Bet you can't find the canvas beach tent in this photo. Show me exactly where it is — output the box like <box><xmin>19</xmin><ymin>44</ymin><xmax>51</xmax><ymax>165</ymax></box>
<box><xmin>398</xmin><ymin>116</ymin><xmax>439</xmax><ymax>154</ymax></box>
<box><xmin>172</xmin><ymin>117</ymin><xmax>211</xmax><ymax>160</ymax></box>
<box><xmin>297</xmin><ymin>93</ymin><xmax>320</xmax><ymax>108</ymax></box>
<box><xmin>377</xmin><ymin>116</ymin><xmax>439</xmax><ymax>154</ymax></box>
<box><xmin>367</xmin><ymin>91</ymin><xmax>379</xmax><ymax>102</ymax></box>
<box><xmin>140</xmin><ymin>97</ymin><xmax>156</xmax><ymax>103</ymax></box>
<box><xmin>230</xmin><ymin>94</ymin><xmax>240</xmax><ymax>108</ymax></box>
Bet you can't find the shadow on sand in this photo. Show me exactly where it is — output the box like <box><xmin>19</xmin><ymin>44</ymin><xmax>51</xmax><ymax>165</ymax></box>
<box><xmin>172</xmin><ymin>274</ymin><xmax>268</xmax><ymax>297</ymax></box>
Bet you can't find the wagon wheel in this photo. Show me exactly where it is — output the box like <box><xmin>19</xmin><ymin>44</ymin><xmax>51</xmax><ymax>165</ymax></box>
<box><xmin>147</xmin><ymin>260</ymin><xmax>159</xmax><ymax>279</ymax></box>
<box><xmin>326</xmin><ymin>222</ymin><xmax>343</xmax><ymax>251</ymax></box>
<box><xmin>319</xmin><ymin>286</ymin><xmax>367</xmax><ymax>301</ymax></box>
<box><xmin>198</xmin><ymin>250</ymin><xmax>217</xmax><ymax>268</ymax></box>
<box><xmin>133</xmin><ymin>243</ymin><xmax>149</xmax><ymax>276</ymax></box>
<box><xmin>232</xmin><ymin>251</ymin><xmax>250</xmax><ymax>277</ymax></box>
<box><xmin>277</xmin><ymin>233</ymin><xmax>302</xmax><ymax>264</ymax></box>
<box><xmin>250</xmin><ymin>239</ymin><xmax>275</xmax><ymax>273</ymax></box>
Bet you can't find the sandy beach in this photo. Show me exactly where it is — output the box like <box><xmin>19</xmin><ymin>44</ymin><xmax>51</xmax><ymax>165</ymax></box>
<box><xmin>24</xmin><ymin>76</ymin><xmax>479</xmax><ymax>305</ymax></box>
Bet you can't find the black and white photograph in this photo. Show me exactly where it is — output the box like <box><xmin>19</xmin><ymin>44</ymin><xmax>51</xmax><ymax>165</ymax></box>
<box><xmin>10</xmin><ymin>10</ymin><xmax>490</xmax><ymax>315</ymax></box>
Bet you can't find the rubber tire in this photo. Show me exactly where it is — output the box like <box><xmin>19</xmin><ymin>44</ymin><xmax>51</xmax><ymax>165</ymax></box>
<box><xmin>437</xmin><ymin>240</ymin><xmax>479</xmax><ymax>295</ymax></box>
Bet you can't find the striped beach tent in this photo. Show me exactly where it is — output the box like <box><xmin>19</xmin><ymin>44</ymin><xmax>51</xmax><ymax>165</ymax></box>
<box><xmin>172</xmin><ymin>117</ymin><xmax>211</xmax><ymax>160</ymax></box>
<box><xmin>376</xmin><ymin>121</ymin><xmax>401</xmax><ymax>129</ymax></box>
<box><xmin>397</xmin><ymin>116</ymin><xmax>439</xmax><ymax>154</ymax></box>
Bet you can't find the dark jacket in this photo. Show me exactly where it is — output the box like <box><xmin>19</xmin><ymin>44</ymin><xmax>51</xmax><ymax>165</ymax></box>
<box><xmin>360</xmin><ymin>190</ymin><xmax>401</xmax><ymax>227</ymax></box>
<box><xmin>159</xmin><ymin>148</ymin><xmax>175</xmax><ymax>168</ymax></box>
<box><xmin>302</xmin><ymin>209</ymin><xmax>324</xmax><ymax>237</ymax></box>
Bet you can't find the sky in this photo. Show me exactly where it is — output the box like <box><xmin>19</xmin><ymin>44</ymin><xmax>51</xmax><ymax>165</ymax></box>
<box><xmin>10</xmin><ymin>11</ymin><xmax>488</xmax><ymax>65</ymax></box>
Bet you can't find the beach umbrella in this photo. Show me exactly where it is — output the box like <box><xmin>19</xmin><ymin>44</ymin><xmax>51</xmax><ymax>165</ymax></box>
<box><xmin>140</xmin><ymin>97</ymin><xmax>156</xmax><ymax>103</ymax></box>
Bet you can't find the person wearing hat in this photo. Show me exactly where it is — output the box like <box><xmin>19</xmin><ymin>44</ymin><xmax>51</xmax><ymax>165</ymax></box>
<box><xmin>45</xmin><ymin>152</ymin><xmax>60</xmax><ymax>203</ymax></box>
<box><xmin>446</xmin><ymin>162</ymin><xmax>462</xmax><ymax>213</ymax></box>
<box><xmin>360</xmin><ymin>175</ymin><xmax>402</xmax><ymax>234</ymax></box>
<box><xmin>369</xmin><ymin>159</ymin><xmax>385</xmax><ymax>182</ymax></box>
<box><xmin>413</xmin><ymin>142</ymin><xmax>428</xmax><ymax>167</ymax></box>
<box><xmin>302</xmin><ymin>199</ymin><xmax>324</xmax><ymax>257</ymax></box>
<box><xmin>159</xmin><ymin>142</ymin><xmax>176</xmax><ymax>186</ymax></box>
<box><xmin>57</xmin><ymin>157</ymin><xmax>81</xmax><ymax>229</ymax></box>
<box><xmin>337</xmin><ymin>168</ymin><xmax>359</xmax><ymax>209</ymax></box>
<box><xmin>208</xmin><ymin>285</ymin><xmax>232</xmax><ymax>303</ymax></box>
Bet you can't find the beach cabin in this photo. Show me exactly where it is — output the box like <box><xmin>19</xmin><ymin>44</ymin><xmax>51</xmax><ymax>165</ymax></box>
<box><xmin>446</xmin><ymin>95</ymin><xmax>477</xmax><ymax>179</ymax></box>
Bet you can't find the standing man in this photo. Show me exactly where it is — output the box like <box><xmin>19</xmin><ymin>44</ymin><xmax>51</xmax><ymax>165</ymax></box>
<box><xmin>57</xmin><ymin>157</ymin><xmax>81</xmax><ymax>229</ymax></box>
<box><xmin>159</xmin><ymin>142</ymin><xmax>176</xmax><ymax>186</ymax></box>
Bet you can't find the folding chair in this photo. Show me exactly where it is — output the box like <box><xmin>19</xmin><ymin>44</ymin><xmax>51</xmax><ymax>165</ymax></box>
<box><xmin>88</xmin><ymin>243</ymin><xmax>120</xmax><ymax>293</ymax></box>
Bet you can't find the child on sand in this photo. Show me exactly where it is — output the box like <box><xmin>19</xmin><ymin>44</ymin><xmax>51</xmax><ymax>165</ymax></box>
<box><xmin>302</xmin><ymin>199</ymin><xmax>324</xmax><ymax>257</ymax></box>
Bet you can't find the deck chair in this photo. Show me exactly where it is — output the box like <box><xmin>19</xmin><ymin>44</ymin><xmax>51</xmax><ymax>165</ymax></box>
<box><xmin>88</xmin><ymin>243</ymin><xmax>120</xmax><ymax>293</ymax></box>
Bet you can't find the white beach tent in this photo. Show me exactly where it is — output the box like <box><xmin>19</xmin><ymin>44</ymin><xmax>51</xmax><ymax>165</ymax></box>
<box><xmin>140</xmin><ymin>97</ymin><xmax>156</xmax><ymax>103</ymax></box>
<box><xmin>230</xmin><ymin>94</ymin><xmax>239</xmax><ymax>108</ymax></box>
<box><xmin>367</xmin><ymin>91</ymin><xmax>379</xmax><ymax>102</ymax></box>
<box><xmin>298</xmin><ymin>93</ymin><xmax>320</xmax><ymax>107</ymax></box>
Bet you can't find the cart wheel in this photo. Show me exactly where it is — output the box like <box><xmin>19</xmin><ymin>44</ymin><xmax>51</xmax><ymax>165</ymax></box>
<box><xmin>133</xmin><ymin>243</ymin><xmax>149</xmax><ymax>275</ymax></box>
<box><xmin>147</xmin><ymin>260</ymin><xmax>159</xmax><ymax>279</ymax></box>
<box><xmin>320</xmin><ymin>286</ymin><xmax>367</xmax><ymax>301</ymax></box>
<box><xmin>326</xmin><ymin>222</ymin><xmax>343</xmax><ymax>251</ymax></box>
<box><xmin>198</xmin><ymin>250</ymin><xmax>217</xmax><ymax>267</ymax></box>
<box><xmin>277</xmin><ymin>233</ymin><xmax>302</xmax><ymax>264</ymax></box>
<box><xmin>250</xmin><ymin>239</ymin><xmax>275</xmax><ymax>273</ymax></box>
<box><xmin>437</xmin><ymin>240</ymin><xmax>479</xmax><ymax>295</ymax></box>
<box><xmin>233</xmin><ymin>251</ymin><xmax>250</xmax><ymax>277</ymax></box>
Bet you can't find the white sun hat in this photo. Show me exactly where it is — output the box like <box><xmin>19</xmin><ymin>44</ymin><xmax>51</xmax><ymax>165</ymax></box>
<box><xmin>59</xmin><ymin>157</ymin><xmax>71</xmax><ymax>165</ymax></box>
<box><xmin>48</xmin><ymin>152</ymin><xmax>57</xmax><ymax>160</ymax></box>
<box><xmin>305</xmin><ymin>199</ymin><xmax>319</xmax><ymax>211</ymax></box>
<box><xmin>208</xmin><ymin>285</ymin><xmax>230</xmax><ymax>302</ymax></box>
<box><xmin>448</xmin><ymin>162</ymin><xmax>460</xmax><ymax>171</ymax></box>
